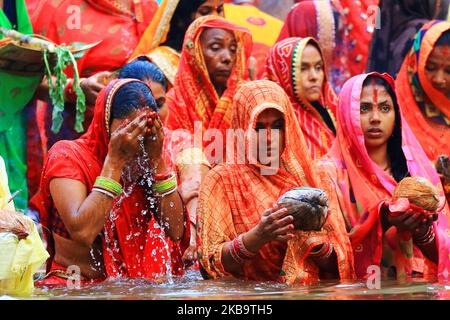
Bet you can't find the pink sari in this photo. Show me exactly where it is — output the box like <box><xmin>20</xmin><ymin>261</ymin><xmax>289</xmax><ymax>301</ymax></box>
<box><xmin>316</xmin><ymin>73</ymin><xmax>450</xmax><ymax>280</ymax></box>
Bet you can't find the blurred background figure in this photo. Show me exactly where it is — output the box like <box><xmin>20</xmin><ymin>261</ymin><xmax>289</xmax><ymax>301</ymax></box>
<box><xmin>367</xmin><ymin>0</ymin><xmax>450</xmax><ymax>77</ymax></box>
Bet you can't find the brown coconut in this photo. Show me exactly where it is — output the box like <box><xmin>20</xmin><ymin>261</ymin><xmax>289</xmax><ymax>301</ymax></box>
<box><xmin>392</xmin><ymin>177</ymin><xmax>440</xmax><ymax>212</ymax></box>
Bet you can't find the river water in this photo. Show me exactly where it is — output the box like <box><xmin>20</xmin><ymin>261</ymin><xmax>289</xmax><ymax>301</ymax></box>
<box><xmin>22</xmin><ymin>270</ymin><xmax>450</xmax><ymax>300</ymax></box>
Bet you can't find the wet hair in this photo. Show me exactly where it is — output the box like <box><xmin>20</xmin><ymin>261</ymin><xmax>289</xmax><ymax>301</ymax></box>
<box><xmin>110</xmin><ymin>81</ymin><xmax>157</xmax><ymax>121</ymax></box>
<box><xmin>161</xmin><ymin>0</ymin><xmax>207</xmax><ymax>52</ymax></box>
<box><xmin>435</xmin><ymin>30</ymin><xmax>450</xmax><ymax>47</ymax></box>
<box><xmin>119</xmin><ymin>57</ymin><xmax>168</xmax><ymax>91</ymax></box>
<box><xmin>362</xmin><ymin>76</ymin><xmax>409</xmax><ymax>182</ymax></box>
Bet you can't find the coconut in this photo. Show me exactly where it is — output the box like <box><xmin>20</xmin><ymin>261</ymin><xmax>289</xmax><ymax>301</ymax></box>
<box><xmin>392</xmin><ymin>177</ymin><xmax>440</xmax><ymax>212</ymax></box>
<box><xmin>276</xmin><ymin>187</ymin><xmax>329</xmax><ymax>231</ymax></box>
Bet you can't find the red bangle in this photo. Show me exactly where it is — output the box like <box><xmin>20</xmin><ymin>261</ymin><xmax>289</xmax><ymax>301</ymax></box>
<box><xmin>154</xmin><ymin>170</ymin><xmax>173</xmax><ymax>181</ymax></box>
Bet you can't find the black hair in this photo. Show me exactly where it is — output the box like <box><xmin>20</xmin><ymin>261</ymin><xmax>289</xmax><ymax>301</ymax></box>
<box><xmin>119</xmin><ymin>57</ymin><xmax>168</xmax><ymax>91</ymax></box>
<box><xmin>110</xmin><ymin>81</ymin><xmax>157</xmax><ymax>121</ymax></box>
<box><xmin>435</xmin><ymin>29</ymin><xmax>450</xmax><ymax>47</ymax></box>
<box><xmin>362</xmin><ymin>75</ymin><xmax>409</xmax><ymax>183</ymax></box>
<box><xmin>161</xmin><ymin>0</ymin><xmax>207</xmax><ymax>52</ymax></box>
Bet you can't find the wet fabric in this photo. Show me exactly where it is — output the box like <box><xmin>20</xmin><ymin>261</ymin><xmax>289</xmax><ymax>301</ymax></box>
<box><xmin>265</xmin><ymin>37</ymin><xmax>338</xmax><ymax>160</ymax></box>
<box><xmin>396</xmin><ymin>21</ymin><xmax>450</xmax><ymax>163</ymax></box>
<box><xmin>198</xmin><ymin>80</ymin><xmax>355</xmax><ymax>284</ymax></box>
<box><xmin>316</xmin><ymin>72</ymin><xmax>450</xmax><ymax>280</ymax></box>
<box><xmin>31</xmin><ymin>79</ymin><xmax>186</xmax><ymax>280</ymax></box>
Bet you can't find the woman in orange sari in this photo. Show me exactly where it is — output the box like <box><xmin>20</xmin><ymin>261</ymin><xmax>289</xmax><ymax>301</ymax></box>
<box><xmin>166</xmin><ymin>15</ymin><xmax>252</xmax><ymax>162</ymax></box>
<box><xmin>130</xmin><ymin>0</ymin><xmax>226</xmax><ymax>86</ymax></box>
<box><xmin>396</xmin><ymin>21</ymin><xmax>450</xmax><ymax>197</ymax></box>
<box><xmin>265</xmin><ymin>37</ymin><xmax>338</xmax><ymax>160</ymax></box>
<box><xmin>198</xmin><ymin>80</ymin><xmax>355</xmax><ymax>284</ymax></box>
<box><xmin>317</xmin><ymin>72</ymin><xmax>450</xmax><ymax>280</ymax></box>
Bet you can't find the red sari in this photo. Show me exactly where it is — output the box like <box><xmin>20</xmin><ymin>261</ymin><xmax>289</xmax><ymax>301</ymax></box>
<box><xmin>166</xmin><ymin>16</ymin><xmax>252</xmax><ymax>142</ymax></box>
<box><xmin>265</xmin><ymin>37</ymin><xmax>338</xmax><ymax>160</ymax></box>
<box><xmin>277</xmin><ymin>0</ymin><xmax>379</xmax><ymax>92</ymax></box>
<box><xmin>27</xmin><ymin>0</ymin><xmax>158</xmax><ymax>203</ymax></box>
<box><xmin>31</xmin><ymin>79</ymin><xmax>187</xmax><ymax>281</ymax></box>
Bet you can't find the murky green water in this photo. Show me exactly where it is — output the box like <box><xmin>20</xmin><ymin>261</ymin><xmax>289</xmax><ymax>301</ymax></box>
<box><xmin>16</xmin><ymin>270</ymin><xmax>449</xmax><ymax>300</ymax></box>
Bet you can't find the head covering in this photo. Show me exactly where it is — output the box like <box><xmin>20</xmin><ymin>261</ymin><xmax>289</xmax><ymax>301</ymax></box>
<box><xmin>277</xmin><ymin>0</ymin><xmax>378</xmax><ymax>91</ymax></box>
<box><xmin>265</xmin><ymin>37</ymin><xmax>338</xmax><ymax>159</ymax></box>
<box><xmin>367</xmin><ymin>0</ymin><xmax>449</xmax><ymax>76</ymax></box>
<box><xmin>166</xmin><ymin>15</ymin><xmax>252</xmax><ymax>135</ymax></box>
<box><xmin>198</xmin><ymin>80</ymin><xmax>354</xmax><ymax>284</ymax></box>
<box><xmin>31</xmin><ymin>79</ymin><xmax>186</xmax><ymax>278</ymax></box>
<box><xmin>396</xmin><ymin>20</ymin><xmax>450</xmax><ymax>162</ymax></box>
<box><xmin>318</xmin><ymin>72</ymin><xmax>450</xmax><ymax>279</ymax></box>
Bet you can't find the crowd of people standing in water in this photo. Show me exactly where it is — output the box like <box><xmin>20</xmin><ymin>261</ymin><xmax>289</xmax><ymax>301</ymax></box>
<box><xmin>0</xmin><ymin>0</ymin><xmax>450</xmax><ymax>292</ymax></box>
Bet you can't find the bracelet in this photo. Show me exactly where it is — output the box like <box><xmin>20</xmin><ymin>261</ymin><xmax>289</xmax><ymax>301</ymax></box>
<box><xmin>229</xmin><ymin>239</ymin><xmax>246</xmax><ymax>264</ymax></box>
<box><xmin>309</xmin><ymin>243</ymin><xmax>333</xmax><ymax>259</ymax></box>
<box><xmin>152</xmin><ymin>173</ymin><xmax>177</xmax><ymax>193</ymax></box>
<box><xmin>94</xmin><ymin>176</ymin><xmax>123</xmax><ymax>197</ymax></box>
<box><xmin>413</xmin><ymin>226</ymin><xmax>435</xmax><ymax>246</ymax></box>
<box><xmin>154</xmin><ymin>169</ymin><xmax>174</xmax><ymax>181</ymax></box>
<box><xmin>64</xmin><ymin>79</ymin><xmax>77</xmax><ymax>103</ymax></box>
<box><xmin>153</xmin><ymin>185</ymin><xmax>178</xmax><ymax>198</ymax></box>
<box><xmin>237</xmin><ymin>234</ymin><xmax>257</xmax><ymax>259</ymax></box>
<box><xmin>92</xmin><ymin>187</ymin><xmax>116</xmax><ymax>199</ymax></box>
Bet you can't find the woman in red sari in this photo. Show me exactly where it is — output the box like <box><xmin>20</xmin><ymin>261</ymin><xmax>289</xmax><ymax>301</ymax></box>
<box><xmin>317</xmin><ymin>72</ymin><xmax>450</xmax><ymax>280</ymax></box>
<box><xmin>198</xmin><ymin>80</ymin><xmax>355</xmax><ymax>284</ymax></box>
<box><xmin>32</xmin><ymin>79</ymin><xmax>187</xmax><ymax>284</ymax></box>
<box><xmin>396</xmin><ymin>21</ymin><xmax>450</xmax><ymax>176</ymax></box>
<box><xmin>277</xmin><ymin>0</ymin><xmax>379</xmax><ymax>92</ymax></box>
<box><xmin>166</xmin><ymin>15</ymin><xmax>252</xmax><ymax>163</ymax></box>
<box><xmin>265</xmin><ymin>37</ymin><xmax>337</xmax><ymax>160</ymax></box>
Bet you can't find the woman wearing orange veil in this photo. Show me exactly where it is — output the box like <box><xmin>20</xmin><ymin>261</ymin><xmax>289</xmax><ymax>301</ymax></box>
<box><xmin>130</xmin><ymin>0</ymin><xmax>226</xmax><ymax>86</ymax></box>
<box><xmin>265</xmin><ymin>37</ymin><xmax>338</xmax><ymax>160</ymax></box>
<box><xmin>165</xmin><ymin>15</ymin><xmax>252</xmax><ymax>159</ymax></box>
<box><xmin>198</xmin><ymin>80</ymin><xmax>355</xmax><ymax>284</ymax></box>
<box><xmin>396</xmin><ymin>21</ymin><xmax>450</xmax><ymax>198</ymax></box>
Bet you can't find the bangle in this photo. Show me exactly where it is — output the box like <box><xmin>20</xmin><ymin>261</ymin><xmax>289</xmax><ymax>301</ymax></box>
<box><xmin>237</xmin><ymin>234</ymin><xmax>257</xmax><ymax>259</ymax></box>
<box><xmin>154</xmin><ymin>169</ymin><xmax>174</xmax><ymax>181</ymax></box>
<box><xmin>92</xmin><ymin>187</ymin><xmax>116</xmax><ymax>199</ymax></box>
<box><xmin>64</xmin><ymin>79</ymin><xmax>76</xmax><ymax>103</ymax></box>
<box><xmin>229</xmin><ymin>239</ymin><xmax>246</xmax><ymax>264</ymax></box>
<box><xmin>94</xmin><ymin>176</ymin><xmax>123</xmax><ymax>197</ymax></box>
<box><xmin>152</xmin><ymin>173</ymin><xmax>177</xmax><ymax>193</ymax></box>
<box><xmin>309</xmin><ymin>243</ymin><xmax>333</xmax><ymax>259</ymax></box>
<box><xmin>154</xmin><ymin>185</ymin><xmax>178</xmax><ymax>198</ymax></box>
<box><xmin>414</xmin><ymin>226</ymin><xmax>435</xmax><ymax>246</ymax></box>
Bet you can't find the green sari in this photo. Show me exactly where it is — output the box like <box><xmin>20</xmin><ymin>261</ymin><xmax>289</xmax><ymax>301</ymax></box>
<box><xmin>0</xmin><ymin>0</ymin><xmax>42</xmax><ymax>210</ymax></box>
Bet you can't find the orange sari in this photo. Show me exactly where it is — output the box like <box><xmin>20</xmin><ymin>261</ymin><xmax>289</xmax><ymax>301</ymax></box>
<box><xmin>396</xmin><ymin>21</ymin><xmax>450</xmax><ymax>163</ymax></box>
<box><xmin>265</xmin><ymin>37</ymin><xmax>338</xmax><ymax>160</ymax></box>
<box><xmin>165</xmin><ymin>16</ymin><xmax>252</xmax><ymax>138</ymax></box>
<box><xmin>198</xmin><ymin>80</ymin><xmax>355</xmax><ymax>284</ymax></box>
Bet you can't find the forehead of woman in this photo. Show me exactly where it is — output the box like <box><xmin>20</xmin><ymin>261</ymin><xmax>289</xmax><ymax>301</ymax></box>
<box><xmin>360</xmin><ymin>83</ymin><xmax>392</xmax><ymax>105</ymax></box>
<box><xmin>200</xmin><ymin>27</ymin><xmax>236</xmax><ymax>43</ymax></box>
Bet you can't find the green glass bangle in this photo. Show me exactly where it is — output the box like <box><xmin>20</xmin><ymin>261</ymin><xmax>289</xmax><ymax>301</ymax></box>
<box><xmin>152</xmin><ymin>174</ymin><xmax>177</xmax><ymax>193</ymax></box>
<box><xmin>94</xmin><ymin>177</ymin><xmax>123</xmax><ymax>196</ymax></box>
